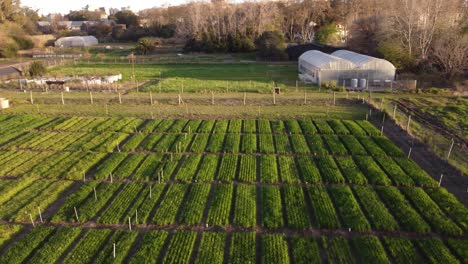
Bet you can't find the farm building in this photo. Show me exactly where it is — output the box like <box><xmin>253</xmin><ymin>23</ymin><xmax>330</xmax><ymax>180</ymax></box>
<box><xmin>298</xmin><ymin>49</ymin><xmax>396</xmax><ymax>87</ymax></box>
<box><xmin>298</xmin><ymin>50</ymin><xmax>355</xmax><ymax>85</ymax></box>
<box><xmin>55</xmin><ymin>36</ymin><xmax>98</xmax><ymax>48</ymax></box>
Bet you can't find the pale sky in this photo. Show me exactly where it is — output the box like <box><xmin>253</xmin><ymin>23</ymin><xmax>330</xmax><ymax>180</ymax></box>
<box><xmin>21</xmin><ymin>0</ymin><xmax>215</xmax><ymax>15</ymax></box>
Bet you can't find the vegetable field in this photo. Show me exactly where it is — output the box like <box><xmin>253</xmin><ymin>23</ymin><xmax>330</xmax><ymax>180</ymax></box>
<box><xmin>0</xmin><ymin>114</ymin><xmax>466</xmax><ymax>263</ymax></box>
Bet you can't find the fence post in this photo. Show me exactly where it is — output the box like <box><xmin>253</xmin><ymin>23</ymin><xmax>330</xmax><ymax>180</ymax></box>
<box><xmin>446</xmin><ymin>138</ymin><xmax>455</xmax><ymax>161</ymax></box>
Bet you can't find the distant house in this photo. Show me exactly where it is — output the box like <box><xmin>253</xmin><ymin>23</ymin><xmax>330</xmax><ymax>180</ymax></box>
<box><xmin>37</xmin><ymin>21</ymin><xmax>52</xmax><ymax>34</ymax></box>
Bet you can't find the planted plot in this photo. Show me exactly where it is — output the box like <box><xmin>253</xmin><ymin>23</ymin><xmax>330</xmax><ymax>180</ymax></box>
<box><xmin>278</xmin><ymin>156</ymin><xmax>300</xmax><ymax>183</ymax></box>
<box><xmin>228</xmin><ymin>120</ymin><xmax>242</xmax><ymax>133</ymax></box>
<box><xmin>323</xmin><ymin>134</ymin><xmax>348</xmax><ymax>155</ymax></box>
<box><xmin>234</xmin><ymin>184</ymin><xmax>256</xmax><ymax>227</ymax></box>
<box><xmin>257</xmin><ymin>120</ymin><xmax>272</xmax><ymax>133</ymax></box>
<box><xmin>213</xmin><ymin>120</ymin><xmax>229</xmax><ymax>133</ymax></box>
<box><xmin>162</xmin><ymin>231</ymin><xmax>197</xmax><ymax>264</ymax></box>
<box><xmin>27</xmin><ymin>227</ymin><xmax>82</xmax><ymax>264</ymax></box>
<box><xmin>393</xmin><ymin>157</ymin><xmax>438</xmax><ymax>187</ymax></box>
<box><xmin>153</xmin><ymin>134</ymin><xmax>178</xmax><ymax>152</ymax></box>
<box><xmin>93</xmin><ymin>230</ymin><xmax>138</xmax><ymax>264</ymax></box>
<box><xmin>317</xmin><ymin>156</ymin><xmax>345</xmax><ymax>183</ymax></box>
<box><xmin>373</xmin><ymin>136</ymin><xmax>405</xmax><ymax>157</ymax></box>
<box><xmin>328</xmin><ymin>120</ymin><xmax>350</xmax><ymax>134</ymax></box>
<box><xmin>297</xmin><ymin>157</ymin><xmax>321</xmax><ymax>183</ymax></box>
<box><xmin>335</xmin><ymin>157</ymin><xmax>367</xmax><ymax>184</ymax></box>
<box><xmin>374</xmin><ymin>156</ymin><xmax>414</xmax><ymax>186</ymax></box>
<box><xmin>152</xmin><ymin>184</ymin><xmax>189</xmax><ymax>225</ymax></box>
<box><xmin>241</xmin><ymin>134</ymin><xmax>257</xmax><ymax>153</ymax></box>
<box><xmin>207</xmin><ymin>184</ymin><xmax>234</xmax><ymax>226</ymax></box>
<box><xmin>262</xmin><ymin>234</ymin><xmax>290</xmax><ymax>264</ymax></box>
<box><xmin>62</xmin><ymin>229</ymin><xmax>112</xmax><ymax>264</ymax></box>
<box><xmin>133</xmin><ymin>154</ymin><xmax>163</xmax><ymax>180</ymax></box>
<box><xmin>65</xmin><ymin>152</ymin><xmax>107</xmax><ymax>180</ymax></box>
<box><xmin>189</xmin><ymin>134</ymin><xmax>209</xmax><ymax>153</ymax></box>
<box><xmin>175</xmin><ymin>155</ymin><xmax>202</xmax><ymax>182</ymax></box>
<box><xmin>113</xmin><ymin>154</ymin><xmax>147</xmax><ymax>179</ymax></box>
<box><xmin>298</xmin><ymin>119</ymin><xmax>318</xmax><ymax>134</ymax></box>
<box><xmin>322</xmin><ymin>236</ymin><xmax>355</xmax><ymax>264</ymax></box>
<box><xmin>350</xmin><ymin>236</ymin><xmax>390</xmax><ymax>264</ymax></box>
<box><xmin>400</xmin><ymin>187</ymin><xmax>462</xmax><ymax>235</ymax></box>
<box><xmin>425</xmin><ymin>188</ymin><xmax>468</xmax><ymax>232</ymax></box>
<box><xmin>415</xmin><ymin>238</ymin><xmax>460</xmax><ymax>264</ymax></box>
<box><xmin>0</xmin><ymin>225</ymin><xmax>22</xmax><ymax>248</ymax></box>
<box><xmin>314</xmin><ymin>120</ymin><xmax>334</xmax><ymax>134</ymax></box>
<box><xmin>178</xmin><ymin>184</ymin><xmax>211</xmax><ymax>225</ymax></box>
<box><xmin>259</xmin><ymin>134</ymin><xmax>275</xmax><ymax>154</ymax></box>
<box><xmin>243</xmin><ymin>120</ymin><xmax>256</xmax><ymax>133</ymax></box>
<box><xmin>383</xmin><ymin>237</ymin><xmax>423</xmax><ymax>264</ymax></box>
<box><xmin>217</xmin><ymin>154</ymin><xmax>238</xmax><ymax>181</ymax></box>
<box><xmin>340</xmin><ymin>135</ymin><xmax>367</xmax><ymax>155</ymax></box>
<box><xmin>125</xmin><ymin>184</ymin><xmax>166</xmax><ymax>224</ymax></box>
<box><xmin>98</xmin><ymin>183</ymin><xmax>145</xmax><ymax>224</ymax></box>
<box><xmin>290</xmin><ymin>134</ymin><xmax>310</xmax><ymax>154</ymax></box>
<box><xmin>271</xmin><ymin>120</ymin><xmax>286</xmax><ymax>134</ymax></box>
<box><xmin>284</xmin><ymin>119</ymin><xmax>303</xmax><ymax>134</ymax></box>
<box><xmin>197</xmin><ymin>120</ymin><xmax>215</xmax><ymax>133</ymax></box>
<box><xmin>261</xmin><ymin>186</ymin><xmax>284</xmax><ymax>228</ymax></box>
<box><xmin>305</xmin><ymin>135</ymin><xmax>328</xmax><ymax>155</ymax></box>
<box><xmin>195</xmin><ymin>232</ymin><xmax>226</xmax><ymax>264</ymax></box>
<box><xmin>356</xmin><ymin>120</ymin><xmax>380</xmax><ymax>135</ymax></box>
<box><xmin>307</xmin><ymin>186</ymin><xmax>341</xmax><ymax>229</ymax></box>
<box><xmin>229</xmin><ymin>232</ymin><xmax>256</xmax><ymax>264</ymax></box>
<box><xmin>121</xmin><ymin>133</ymin><xmax>146</xmax><ymax>152</ymax></box>
<box><xmin>167</xmin><ymin>119</ymin><xmax>188</xmax><ymax>133</ymax></box>
<box><xmin>137</xmin><ymin>133</ymin><xmax>163</xmax><ymax>151</ymax></box>
<box><xmin>206</xmin><ymin>133</ymin><xmax>225</xmax><ymax>153</ymax></box>
<box><xmin>128</xmin><ymin>231</ymin><xmax>169</xmax><ymax>264</ymax></box>
<box><xmin>195</xmin><ymin>154</ymin><xmax>218</xmax><ymax>181</ymax></box>
<box><xmin>352</xmin><ymin>186</ymin><xmax>398</xmax><ymax>231</ymax></box>
<box><xmin>0</xmin><ymin>226</ymin><xmax>54</xmax><ymax>264</ymax></box>
<box><xmin>376</xmin><ymin>186</ymin><xmax>431</xmax><ymax>233</ymax></box>
<box><xmin>274</xmin><ymin>134</ymin><xmax>293</xmax><ymax>154</ymax></box>
<box><xmin>239</xmin><ymin>155</ymin><xmax>257</xmax><ymax>182</ymax></box>
<box><xmin>283</xmin><ymin>186</ymin><xmax>310</xmax><ymax>229</ymax></box>
<box><xmin>354</xmin><ymin>156</ymin><xmax>391</xmax><ymax>185</ymax></box>
<box><xmin>183</xmin><ymin>120</ymin><xmax>202</xmax><ymax>133</ymax></box>
<box><xmin>92</xmin><ymin>153</ymin><xmax>127</xmax><ymax>180</ymax></box>
<box><xmin>328</xmin><ymin>186</ymin><xmax>371</xmax><ymax>231</ymax></box>
<box><xmin>447</xmin><ymin>239</ymin><xmax>468</xmax><ymax>263</ymax></box>
<box><xmin>223</xmin><ymin>134</ymin><xmax>241</xmax><ymax>153</ymax></box>
<box><xmin>356</xmin><ymin>136</ymin><xmax>386</xmax><ymax>156</ymax></box>
<box><xmin>139</xmin><ymin>119</ymin><xmax>162</xmax><ymax>133</ymax></box>
<box><xmin>290</xmin><ymin>236</ymin><xmax>321</xmax><ymax>264</ymax></box>
<box><xmin>260</xmin><ymin>155</ymin><xmax>278</xmax><ymax>183</ymax></box>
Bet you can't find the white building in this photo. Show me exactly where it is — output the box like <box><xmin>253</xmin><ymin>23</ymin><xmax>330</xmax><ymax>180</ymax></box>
<box><xmin>55</xmin><ymin>36</ymin><xmax>99</xmax><ymax>48</ymax></box>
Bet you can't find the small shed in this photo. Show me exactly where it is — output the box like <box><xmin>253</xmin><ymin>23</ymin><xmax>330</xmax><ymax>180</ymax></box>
<box><xmin>55</xmin><ymin>36</ymin><xmax>98</xmax><ymax>48</ymax></box>
<box><xmin>298</xmin><ymin>50</ymin><xmax>355</xmax><ymax>85</ymax></box>
<box><xmin>0</xmin><ymin>98</ymin><xmax>9</xmax><ymax>109</ymax></box>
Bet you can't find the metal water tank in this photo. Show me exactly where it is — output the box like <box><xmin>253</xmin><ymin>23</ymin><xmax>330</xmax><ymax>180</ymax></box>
<box><xmin>359</xmin><ymin>79</ymin><xmax>367</xmax><ymax>88</ymax></box>
<box><xmin>351</xmin><ymin>79</ymin><xmax>358</xmax><ymax>88</ymax></box>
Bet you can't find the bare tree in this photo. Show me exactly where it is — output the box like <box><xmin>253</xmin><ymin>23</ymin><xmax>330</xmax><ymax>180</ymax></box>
<box><xmin>432</xmin><ymin>31</ymin><xmax>468</xmax><ymax>79</ymax></box>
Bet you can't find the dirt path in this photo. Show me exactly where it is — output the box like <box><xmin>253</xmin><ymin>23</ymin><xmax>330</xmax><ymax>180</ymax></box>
<box><xmin>370</xmin><ymin>108</ymin><xmax>468</xmax><ymax>207</ymax></box>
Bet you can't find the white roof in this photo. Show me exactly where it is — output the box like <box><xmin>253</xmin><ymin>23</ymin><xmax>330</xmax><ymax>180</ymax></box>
<box><xmin>299</xmin><ymin>50</ymin><xmax>354</xmax><ymax>70</ymax></box>
<box><xmin>332</xmin><ymin>50</ymin><xmax>396</xmax><ymax>70</ymax></box>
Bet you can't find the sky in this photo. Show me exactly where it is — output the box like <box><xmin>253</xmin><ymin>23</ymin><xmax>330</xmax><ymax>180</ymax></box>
<box><xmin>20</xmin><ymin>0</ymin><xmax>209</xmax><ymax>15</ymax></box>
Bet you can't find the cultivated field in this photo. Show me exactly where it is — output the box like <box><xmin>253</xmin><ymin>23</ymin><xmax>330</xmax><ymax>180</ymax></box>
<box><xmin>0</xmin><ymin>114</ymin><xmax>467</xmax><ymax>263</ymax></box>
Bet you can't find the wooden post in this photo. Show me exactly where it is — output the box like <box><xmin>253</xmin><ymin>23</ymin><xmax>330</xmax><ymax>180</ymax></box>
<box><xmin>438</xmin><ymin>174</ymin><xmax>443</xmax><ymax>187</ymax></box>
<box><xmin>38</xmin><ymin>207</ymin><xmax>43</xmax><ymax>223</ymax></box>
<box><xmin>380</xmin><ymin>98</ymin><xmax>384</xmax><ymax>110</ymax></box>
<box><xmin>89</xmin><ymin>92</ymin><xmax>93</xmax><ymax>104</ymax></box>
<box><xmin>178</xmin><ymin>94</ymin><xmax>182</xmax><ymax>105</ymax></box>
<box><xmin>135</xmin><ymin>209</ymin><xmax>138</xmax><ymax>225</ymax></box>
<box><xmin>113</xmin><ymin>243</ymin><xmax>116</xmax><ymax>258</ymax></box>
<box><xmin>74</xmin><ymin>206</ymin><xmax>79</xmax><ymax>222</ymax></box>
<box><xmin>393</xmin><ymin>104</ymin><xmax>397</xmax><ymax>119</ymax></box>
<box><xmin>94</xmin><ymin>187</ymin><xmax>97</xmax><ymax>201</ymax></box>
<box><xmin>295</xmin><ymin>80</ymin><xmax>298</xmax><ymax>91</ymax></box>
<box><xmin>83</xmin><ymin>172</ymin><xmax>86</xmax><ymax>182</ymax></box>
<box><xmin>118</xmin><ymin>92</ymin><xmax>122</xmax><ymax>104</ymax></box>
<box><xmin>243</xmin><ymin>92</ymin><xmax>246</xmax><ymax>105</ymax></box>
<box><xmin>446</xmin><ymin>138</ymin><xmax>455</xmax><ymax>161</ymax></box>
<box><xmin>30</xmin><ymin>213</ymin><xmax>35</xmax><ymax>227</ymax></box>
<box><xmin>380</xmin><ymin>125</ymin><xmax>384</xmax><ymax>135</ymax></box>
<box><xmin>158</xmin><ymin>172</ymin><xmax>161</xmax><ymax>184</ymax></box>
<box><xmin>211</xmin><ymin>91</ymin><xmax>214</xmax><ymax>105</ymax></box>
<box><xmin>407</xmin><ymin>147</ymin><xmax>412</xmax><ymax>159</ymax></box>
<box><xmin>406</xmin><ymin>115</ymin><xmax>411</xmax><ymax>132</ymax></box>
<box><xmin>150</xmin><ymin>92</ymin><xmax>153</xmax><ymax>105</ymax></box>
<box><xmin>382</xmin><ymin>113</ymin><xmax>386</xmax><ymax>124</ymax></box>
<box><xmin>304</xmin><ymin>89</ymin><xmax>307</xmax><ymax>104</ymax></box>
<box><xmin>333</xmin><ymin>92</ymin><xmax>336</xmax><ymax>105</ymax></box>
<box><xmin>117</xmin><ymin>144</ymin><xmax>120</xmax><ymax>152</ymax></box>
<box><xmin>272</xmin><ymin>88</ymin><xmax>276</xmax><ymax>105</ymax></box>
<box><xmin>128</xmin><ymin>217</ymin><xmax>132</xmax><ymax>230</ymax></box>
<box><xmin>110</xmin><ymin>173</ymin><xmax>113</xmax><ymax>183</ymax></box>
<box><xmin>30</xmin><ymin>90</ymin><xmax>34</xmax><ymax>104</ymax></box>
<box><xmin>61</xmin><ymin>92</ymin><xmax>65</xmax><ymax>105</ymax></box>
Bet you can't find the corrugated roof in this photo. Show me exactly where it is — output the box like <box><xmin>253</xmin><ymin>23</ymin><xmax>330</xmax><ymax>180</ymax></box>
<box><xmin>299</xmin><ymin>50</ymin><xmax>354</xmax><ymax>70</ymax></box>
<box><xmin>332</xmin><ymin>50</ymin><xmax>396</xmax><ymax>70</ymax></box>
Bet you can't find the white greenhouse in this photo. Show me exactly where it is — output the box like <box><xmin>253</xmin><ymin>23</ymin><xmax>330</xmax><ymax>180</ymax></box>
<box><xmin>298</xmin><ymin>50</ymin><xmax>355</xmax><ymax>84</ymax></box>
<box><xmin>298</xmin><ymin>49</ymin><xmax>396</xmax><ymax>88</ymax></box>
<box><xmin>55</xmin><ymin>36</ymin><xmax>98</xmax><ymax>48</ymax></box>
<box><xmin>331</xmin><ymin>50</ymin><xmax>396</xmax><ymax>84</ymax></box>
